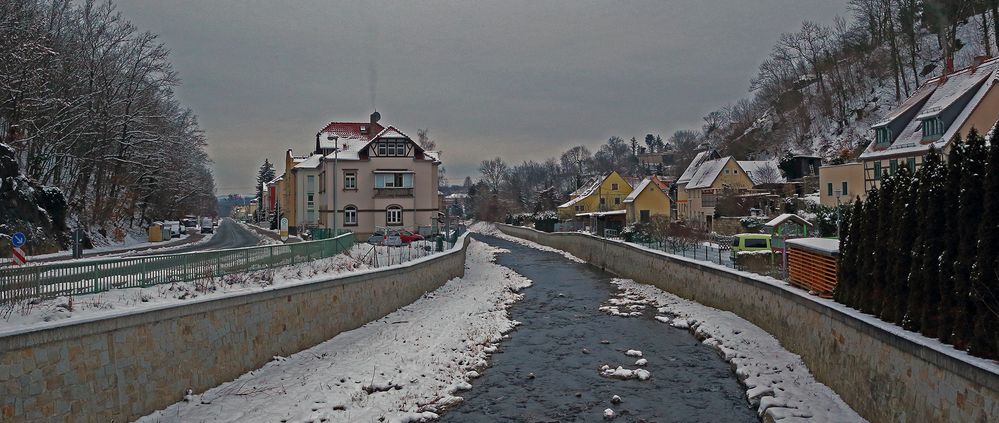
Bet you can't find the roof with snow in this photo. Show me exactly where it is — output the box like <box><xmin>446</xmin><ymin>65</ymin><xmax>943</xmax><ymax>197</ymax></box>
<box><xmin>558</xmin><ymin>173</ymin><xmax>613</xmax><ymax>208</ymax></box>
<box><xmin>677</xmin><ymin>150</ymin><xmax>721</xmax><ymax>185</ymax></box>
<box><xmin>576</xmin><ymin>209</ymin><xmax>627</xmax><ymax>217</ymax></box>
<box><xmin>862</xmin><ymin>57</ymin><xmax>999</xmax><ymax>160</ymax></box>
<box><xmin>738</xmin><ymin>160</ymin><xmax>785</xmax><ymax>185</ymax></box>
<box><xmin>764</xmin><ymin>213</ymin><xmax>814</xmax><ymax>228</ymax></box>
<box><xmin>686</xmin><ymin>157</ymin><xmax>740</xmax><ymax>190</ymax></box>
<box><xmin>787</xmin><ymin>237</ymin><xmax>839</xmax><ymax>255</ymax></box>
<box><xmin>293</xmin><ymin>154</ymin><xmax>323</xmax><ymax>169</ymax></box>
<box><xmin>624</xmin><ymin>176</ymin><xmax>669</xmax><ymax>203</ymax></box>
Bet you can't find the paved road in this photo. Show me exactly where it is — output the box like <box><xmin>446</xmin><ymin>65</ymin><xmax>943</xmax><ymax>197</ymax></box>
<box><xmin>440</xmin><ymin>234</ymin><xmax>756</xmax><ymax>423</ymax></box>
<box><xmin>154</xmin><ymin>218</ymin><xmax>266</xmax><ymax>254</ymax></box>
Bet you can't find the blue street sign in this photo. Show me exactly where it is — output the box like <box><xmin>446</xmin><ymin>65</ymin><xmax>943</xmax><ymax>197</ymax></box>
<box><xmin>11</xmin><ymin>232</ymin><xmax>26</xmax><ymax>248</ymax></box>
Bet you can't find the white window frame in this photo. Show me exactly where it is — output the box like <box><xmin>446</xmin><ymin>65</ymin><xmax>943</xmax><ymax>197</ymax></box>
<box><xmin>344</xmin><ymin>171</ymin><xmax>357</xmax><ymax>189</ymax></box>
<box><xmin>343</xmin><ymin>205</ymin><xmax>357</xmax><ymax>225</ymax></box>
<box><xmin>386</xmin><ymin>206</ymin><xmax>403</xmax><ymax>226</ymax></box>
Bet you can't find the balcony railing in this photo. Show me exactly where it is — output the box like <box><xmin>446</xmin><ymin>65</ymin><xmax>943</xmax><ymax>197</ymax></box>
<box><xmin>374</xmin><ymin>187</ymin><xmax>414</xmax><ymax>198</ymax></box>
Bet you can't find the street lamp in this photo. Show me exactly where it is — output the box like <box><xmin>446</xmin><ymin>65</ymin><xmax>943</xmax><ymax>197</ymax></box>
<box><xmin>327</xmin><ymin>135</ymin><xmax>341</xmax><ymax>235</ymax></box>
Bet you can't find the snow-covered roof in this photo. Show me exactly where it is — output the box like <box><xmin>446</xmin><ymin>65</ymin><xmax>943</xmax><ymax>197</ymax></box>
<box><xmin>677</xmin><ymin>150</ymin><xmax>720</xmax><ymax>185</ymax></box>
<box><xmin>558</xmin><ymin>174</ymin><xmax>608</xmax><ymax>208</ymax></box>
<box><xmin>862</xmin><ymin>58</ymin><xmax>999</xmax><ymax>160</ymax></box>
<box><xmin>686</xmin><ymin>157</ymin><xmax>736</xmax><ymax>190</ymax></box>
<box><xmin>446</xmin><ymin>193</ymin><xmax>469</xmax><ymax>199</ymax></box>
<box><xmin>738</xmin><ymin>160</ymin><xmax>785</xmax><ymax>185</ymax></box>
<box><xmin>576</xmin><ymin>209</ymin><xmax>627</xmax><ymax>217</ymax></box>
<box><xmin>764</xmin><ymin>213</ymin><xmax>814</xmax><ymax>228</ymax></box>
<box><xmin>623</xmin><ymin>177</ymin><xmax>652</xmax><ymax>203</ymax></box>
<box><xmin>293</xmin><ymin>154</ymin><xmax>323</xmax><ymax>169</ymax></box>
<box><xmin>787</xmin><ymin>238</ymin><xmax>839</xmax><ymax>255</ymax></box>
<box><xmin>317</xmin><ymin>135</ymin><xmax>369</xmax><ymax>161</ymax></box>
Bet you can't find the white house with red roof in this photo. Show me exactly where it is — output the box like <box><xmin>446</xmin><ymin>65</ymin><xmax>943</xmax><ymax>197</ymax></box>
<box><xmin>313</xmin><ymin>112</ymin><xmax>441</xmax><ymax>236</ymax></box>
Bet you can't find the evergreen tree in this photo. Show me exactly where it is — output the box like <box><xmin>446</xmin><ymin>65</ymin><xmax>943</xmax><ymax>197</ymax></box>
<box><xmin>952</xmin><ymin>130</ymin><xmax>987</xmax><ymax>349</ymax></box>
<box><xmin>835</xmin><ymin>198</ymin><xmax>864</xmax><ymax>306</ymax></box>
<box><xmin>916</xmin><ymin>149</ymin><xmax>946</xmax><ymax>337</ymax></box>
<box><xmin>873</xmin><ymin>172</ymin><xmax>897</xmax><ymax>319</ymax></box>
<box><xmin>859</xmin><ymin>187</ymin><xmax>880</xmax><ymax>314</ymax></box>
<box><xmin>971</xmin><ymin>132</ymin><xmax>999</xmax><ymax>358</ymax></box>
<box><xmin>938</xmin><ymin>136</ymin><xmax>966</xmax><ymax>344</ymax></box>
<box><xmin>887</xmin><ymin>166</ymin><xmax>917</xmax><ymax>325</ymax></box>
<box><xmin>904</xmin><ymin>148</ymin><xmax>936</xmax><ymax>331</ymax></box>
<box><xmin>256</xmin><ymin>159</ymin><xmax>276</xmax><ymax>204</ymax></box>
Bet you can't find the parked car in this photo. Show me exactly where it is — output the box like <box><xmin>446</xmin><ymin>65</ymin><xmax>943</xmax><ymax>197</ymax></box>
<box><xmin>730</xmin><ymin>233</ymin><xmax>772</xmax><ymax>255</ymax></box>
<box><xmin>163</xmin><ymin>221</ymin><xmax>182</xmax><ymax>238</ymax></box>
<box><xmin>367</xmin><ymin>230</ymin><xmax>404</xmax><ymax>246</ymax></box>
<box><xmin>399</xmin><ymin>230</ymin><xmax>424</xmax><ymax>243</ymax></box>
<box><xmin>201</xmin><ymin>217</ymin><xmax>215</xmax><ymax>233</ymax></box>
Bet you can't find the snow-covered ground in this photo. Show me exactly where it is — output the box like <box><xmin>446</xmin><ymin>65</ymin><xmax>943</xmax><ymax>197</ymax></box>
<box><xmin>23</xmin><ymin>231</ymin><xmax>210</xmax><ymax>262</ymax></box>
<box><xmin>0</xmin><ymin>239</ymin><xmax>459</xmax><ymax>336</ymax></box>
<box><xmin>137</xmin><ymin>239</ymin><xmax>531</xmax><ymax>423</ymax></box>
<box><xmin>606</xmin><ymin>279</ymin><xmax>865</xmax><ymax>422</ymax></box>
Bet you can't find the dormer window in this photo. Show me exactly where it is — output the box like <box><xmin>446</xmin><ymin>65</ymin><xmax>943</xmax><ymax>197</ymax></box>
<box><xmin>875</xmin><ymin>127</ymin><xmax>891</xmax><ymax>146</ymax></box>
<box><xmin>373</xmin><ymin>139</ymin><xmax>409</xmax><ymax>157</ymax></box>
<box><xmin>922</xmin><ymin>117</ymin><xmax>944</xmax><ymax>140</ymax></box>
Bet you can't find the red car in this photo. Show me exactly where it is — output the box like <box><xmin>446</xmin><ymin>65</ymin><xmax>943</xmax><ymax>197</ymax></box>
<box><xmin>399</xmin><ymin>230</ymin><xmax>424</xmax><ymax>243</ymax></box>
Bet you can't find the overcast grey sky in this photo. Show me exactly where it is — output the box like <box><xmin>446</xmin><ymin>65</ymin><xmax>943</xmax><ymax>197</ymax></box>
<box><xmin>115</xmin><ymin>0</ymin><xmax>849</xmax><ymax>194</ymax></box>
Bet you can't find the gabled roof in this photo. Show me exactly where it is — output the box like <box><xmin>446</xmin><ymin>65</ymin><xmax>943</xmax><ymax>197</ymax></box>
<box><xmin>558</xmin><ymin>172</ymin><xmax>628</xmax><ymax>209</ymax></box>
<box><xmin>677</xmin><ymin>150</ymin><xmax>721</xmax><ymax>185</ymax></box>
<box><xmin>624</xmin><ymin>176</ymin><xmax>670</xmax><ymax>203</ymax></box>
<box><xmin>738</xmin><ymin>160</ymin><xmax>785</xmax><ymax>185</ymax></box>
<box><xmin>318</xmin><ymin>121</ymin><xmax>384</xmax><ymax>140</ymax></box>
<box><xmin>292</xmin><ymin>154</ymin><xmax>323</xmax><ymax>169</ymax></box>
<box><xmin>862</xmin><ymin>57</ymin><xmax>999</xmax><ymax>159</ymax></box>
<box><xmin>764</xmin><ymin>213</ymin><xmax>813</xmax><ymax>228</ymax></box>
<box><xmin>687</xmin><ymin>157</ymin><xmax>742</xmax><ymax>189</ymax></box>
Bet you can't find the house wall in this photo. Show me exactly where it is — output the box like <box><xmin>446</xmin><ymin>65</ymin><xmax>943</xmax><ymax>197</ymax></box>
<box><xmin>687</xmin><ymin>159</ymin><xmax>754</xmax><ymax>226</ymax></box>
<box><xmin>294</xmin><ymin>167</ymin><xmax>320</xmax><ymax>229</ymax></box>
<box><xmin>958</xmin><ymin>82</ymin><xmax>999</xmax><ymax>140</ymax></box>
<box><xmin>557</xmin><ymin>172</ymin><xmax>633</xmax><ymax>219</ymax></box>
<box><xmin>626</xmin><ymin>184</ymin><xmax>671</xmax><ymax>223</ymax></box>
<box><xmin>819</xmin><ymin>163</ymin><xmax>866</xmax><ymax>207</ymax></box>
<box><xmin>319</xmin><ymin>156</ymin><xmax>439</xmax><ymax>237</ymax></box>
<box><xmin>0</xmin><ymin>235</ymin><xmax>470</xmax><ymax>422</ymax></box>
<box><xmin>495</xmin><ymin>224</ymin><xmax>998</xmax><ymax>423</ymax></box>
<box><xmin>283</xmin><ymin>153</ymin><xmax>299</xmax><ymax>231</ymax></box>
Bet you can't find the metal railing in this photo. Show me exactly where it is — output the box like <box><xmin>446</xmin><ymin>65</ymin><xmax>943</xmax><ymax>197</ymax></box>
<box><xmin>0</xmin><ymin>231</ymin><xmax>355</xmax><ymax>304</ymax></box>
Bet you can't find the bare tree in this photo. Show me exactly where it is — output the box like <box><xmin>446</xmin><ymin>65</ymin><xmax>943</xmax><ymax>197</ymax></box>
<box><xmin>416</xmin><ymin>128</ymin><xmax>437</xmax><ymax>151</ymax></box>
<box><xmin>478</xmin><ymin>157</ymin><xmax>508</xmax><ymax>193</ymax></box>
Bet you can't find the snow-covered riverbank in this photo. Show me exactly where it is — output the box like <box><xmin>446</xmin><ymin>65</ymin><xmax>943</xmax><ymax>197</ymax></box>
<box><xmin>137</xmin><ymin>240</ymin><xmax>531</xmax><ymax>423</ymax></box>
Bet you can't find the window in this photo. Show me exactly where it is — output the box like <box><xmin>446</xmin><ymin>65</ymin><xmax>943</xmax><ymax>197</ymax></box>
<box><xmin>827</xmin><ymin>182</ymin><xmax>834</xmax><ymax>196</ymax></box>
<box><xmin>375</xmin><ymin>139</ymin><xmax>409</xmax><ymax>157</ymax></box>
<box><xmin>874</xmin><ymin>162</ymin><xmax>882</xmax><ymax>180</ymax></box>
<box><xmin>611</xmin><ymin>183</ymin><xmax>619</xmax><ymax>190</ymax></box>
<box><xmin>306</xmin><ymin>175</ymin><xmax>315</xmax><ymax>192</ymax></box>
<box><xmin>306</xmin><ymin>193</ymin><xmax>315</xmax><ymax>210</ymax></box>
<box><xmin>724</xmin><ymin>169</ymin><xmax>730</xmax><ymax>174</ymax></box>
<box><xmin>344</xmin><ymin>171</ymin><xmax>357</xmax><ymax>189</ymax></box>
<box><xmin>600</xmin><ymin>197</ymin><xmax>606</xmax><ymax>205</ymax></box>
<box><xmin>922</xmin><ymin>117</ymin><xmax>944</xmax><ymax>139</ymax></box>
<box><xmin>377</xmin><ymin>143</ymin><xmax>387</xmax><ymax>156</ymax></box>
<box><xmin>744</xmin><ymin>238</ymin><xmax>768</xmax><ymax>248</ymax></box>
<box><xmin>614</xmin><ymin>197</ymin><xmax>621</xmax><ymax>205</ymax></box>
<box><xmin>374</xmin><ymin>173</ymin><xmax>414</xmax><ymax>188</ymax></box>
<box><xmin>575</xmin><ymin>205</ymin><xmax>584</xmax><ymax>212</ymax></box>
<box><xmin>890</xmin><ymin>159</ymin><xmax>898</xmax><ymax>175</ymax></box>
<box><xmin>841</xmin><ymin>181</ymin><xmax>848</xmax><ymax>197</ymax></box>
<box><xmin>343</xmin><ymin>206</ymin><xmax>357</xmax><ymax>225</ymax></box>
<box><xmin>640</xmin><ymin>210</ymin><xmax>650</xmax><ymax>223</ymax></box>
<box><xmin>386</xmin><ymin>206</ymin><xmax>403</xmax><ymax>226</ymax></box>
<box><xmin>875</xmin><ymin>127</ymin><xmax>891</xmax><ymax>145</ymax></box>
<box><xmin>907</xmin><ymin>157</ymin><xmax>916</xmax><ymax>171</ymax></box>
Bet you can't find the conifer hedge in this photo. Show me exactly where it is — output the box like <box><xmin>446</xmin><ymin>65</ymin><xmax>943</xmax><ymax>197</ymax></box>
<box><xmin>836</xmin><ymin>129</ymin><xmax>999</xmax><ymax>359</ymax></box>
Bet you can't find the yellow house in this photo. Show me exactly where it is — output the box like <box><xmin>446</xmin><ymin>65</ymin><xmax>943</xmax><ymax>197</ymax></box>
<box><xmin>624</xmin><ymin>175</ymin><xmax>671</xmax><ymax>223</ymax></box>
<box><xmin>557</xmin><ymin>171</ymin><xmax>633</xmax><ymax>219</ymax></box>
<box><xmin>677</xmin><ymin>153</ymin><xmax>755</xmax><ymax>229</ymax></box>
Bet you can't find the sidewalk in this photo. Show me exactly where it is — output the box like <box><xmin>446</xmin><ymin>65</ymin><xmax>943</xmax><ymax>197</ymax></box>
<box><xmin>242</xmin><ymin>222</ymin><xmax>303</xmax><ymax>243</ymax></box>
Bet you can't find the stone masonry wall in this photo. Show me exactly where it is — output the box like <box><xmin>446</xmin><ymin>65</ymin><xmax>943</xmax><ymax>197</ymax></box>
<box><xmin>0</xmin><ymin>235</ymin><xmax>470</xmax><ymax>422</ymax></box>
<box><xmin>496</xmin><ymin>224</ymin><xmax>998</xmax><ymax>423</ymax></box>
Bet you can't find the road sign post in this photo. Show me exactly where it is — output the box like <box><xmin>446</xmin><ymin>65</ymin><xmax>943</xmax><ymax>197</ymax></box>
<box><xmin>10</xmin><ymin>232</ymin><xmax>27</xmax><ymax>265</ymax></box>
<box><xmin>280</xmin><ymin>217</ymin><xmax>289</xmax><ymax>242</ymax></box>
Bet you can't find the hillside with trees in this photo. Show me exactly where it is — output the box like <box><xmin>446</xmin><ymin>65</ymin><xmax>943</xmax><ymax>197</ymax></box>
<box><xmin>0</xmin><ymin>0</ymin><xmax>216</xmax><ymax>250</ymax></box>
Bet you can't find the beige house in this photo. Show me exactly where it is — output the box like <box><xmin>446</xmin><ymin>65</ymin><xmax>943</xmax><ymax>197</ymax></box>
<box><xmin>315</xmin><ymin>113</ymin><xmax>441</xmax><ymax>237</ymax></box>
<box><xmin>819</xmin><ymin>163</ymin><xmax>866</xmax><ymax>207</ymax></box>
<box><xmin>860</xmin><ymin>56</ymin><xmax>999</xmax><ymax>191</ymax></box>
<box><xmin>676</xmin><ymin>151</ymin><xmax>756</xmax><ymax>229</ymax></box>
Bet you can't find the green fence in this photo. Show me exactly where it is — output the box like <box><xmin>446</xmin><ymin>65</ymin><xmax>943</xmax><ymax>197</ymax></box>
<box><xmin>0</xmin><ymin>232</ymin><xmax>355</xmax><ymax>304</ymax></box>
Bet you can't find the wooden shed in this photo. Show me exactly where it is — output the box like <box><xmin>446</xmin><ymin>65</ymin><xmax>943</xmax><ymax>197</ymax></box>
<box><xmin>786</xmin><ymin>238</ymin><xmax>839</xmax><ymax>298</ymax></box>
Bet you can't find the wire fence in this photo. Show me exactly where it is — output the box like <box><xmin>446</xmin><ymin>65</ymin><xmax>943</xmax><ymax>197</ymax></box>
<box><xmin>626</xmin><ymin>238</ymin><xmax>786</xmax><ymax>279</ymax></box>
<box><xmin>0</xmin><ymin>231</ymin><xmax>355</xmax><ymax>304</ymax></box>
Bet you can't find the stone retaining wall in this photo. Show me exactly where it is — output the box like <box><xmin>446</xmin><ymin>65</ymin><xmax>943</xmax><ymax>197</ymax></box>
<box><xmin>0</xmin><ymin>235</ymin><xmax>470</xmax><ymax>422</ymax></box>
<box><xmin>496</xmin><ymin>224</ymin><xmax>998</xmax><ymax>423</ymax></box>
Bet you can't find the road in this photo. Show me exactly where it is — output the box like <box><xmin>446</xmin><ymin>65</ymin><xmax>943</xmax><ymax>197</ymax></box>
<box><xmin>439</xmin><ymin>234</ymin><xmax>757</xmax><ymax>422</ymax></box>
<box><xmin>149</xmin><ymin>218</ymin><xmax>267</xmax><ymax>254</ymax></box>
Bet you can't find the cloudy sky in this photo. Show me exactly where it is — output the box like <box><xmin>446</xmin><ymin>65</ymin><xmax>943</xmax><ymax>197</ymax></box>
<box><xmin>114</xmin><ymin>0</ymin><xmax>849</xmax><ymax>194</ymax></box>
